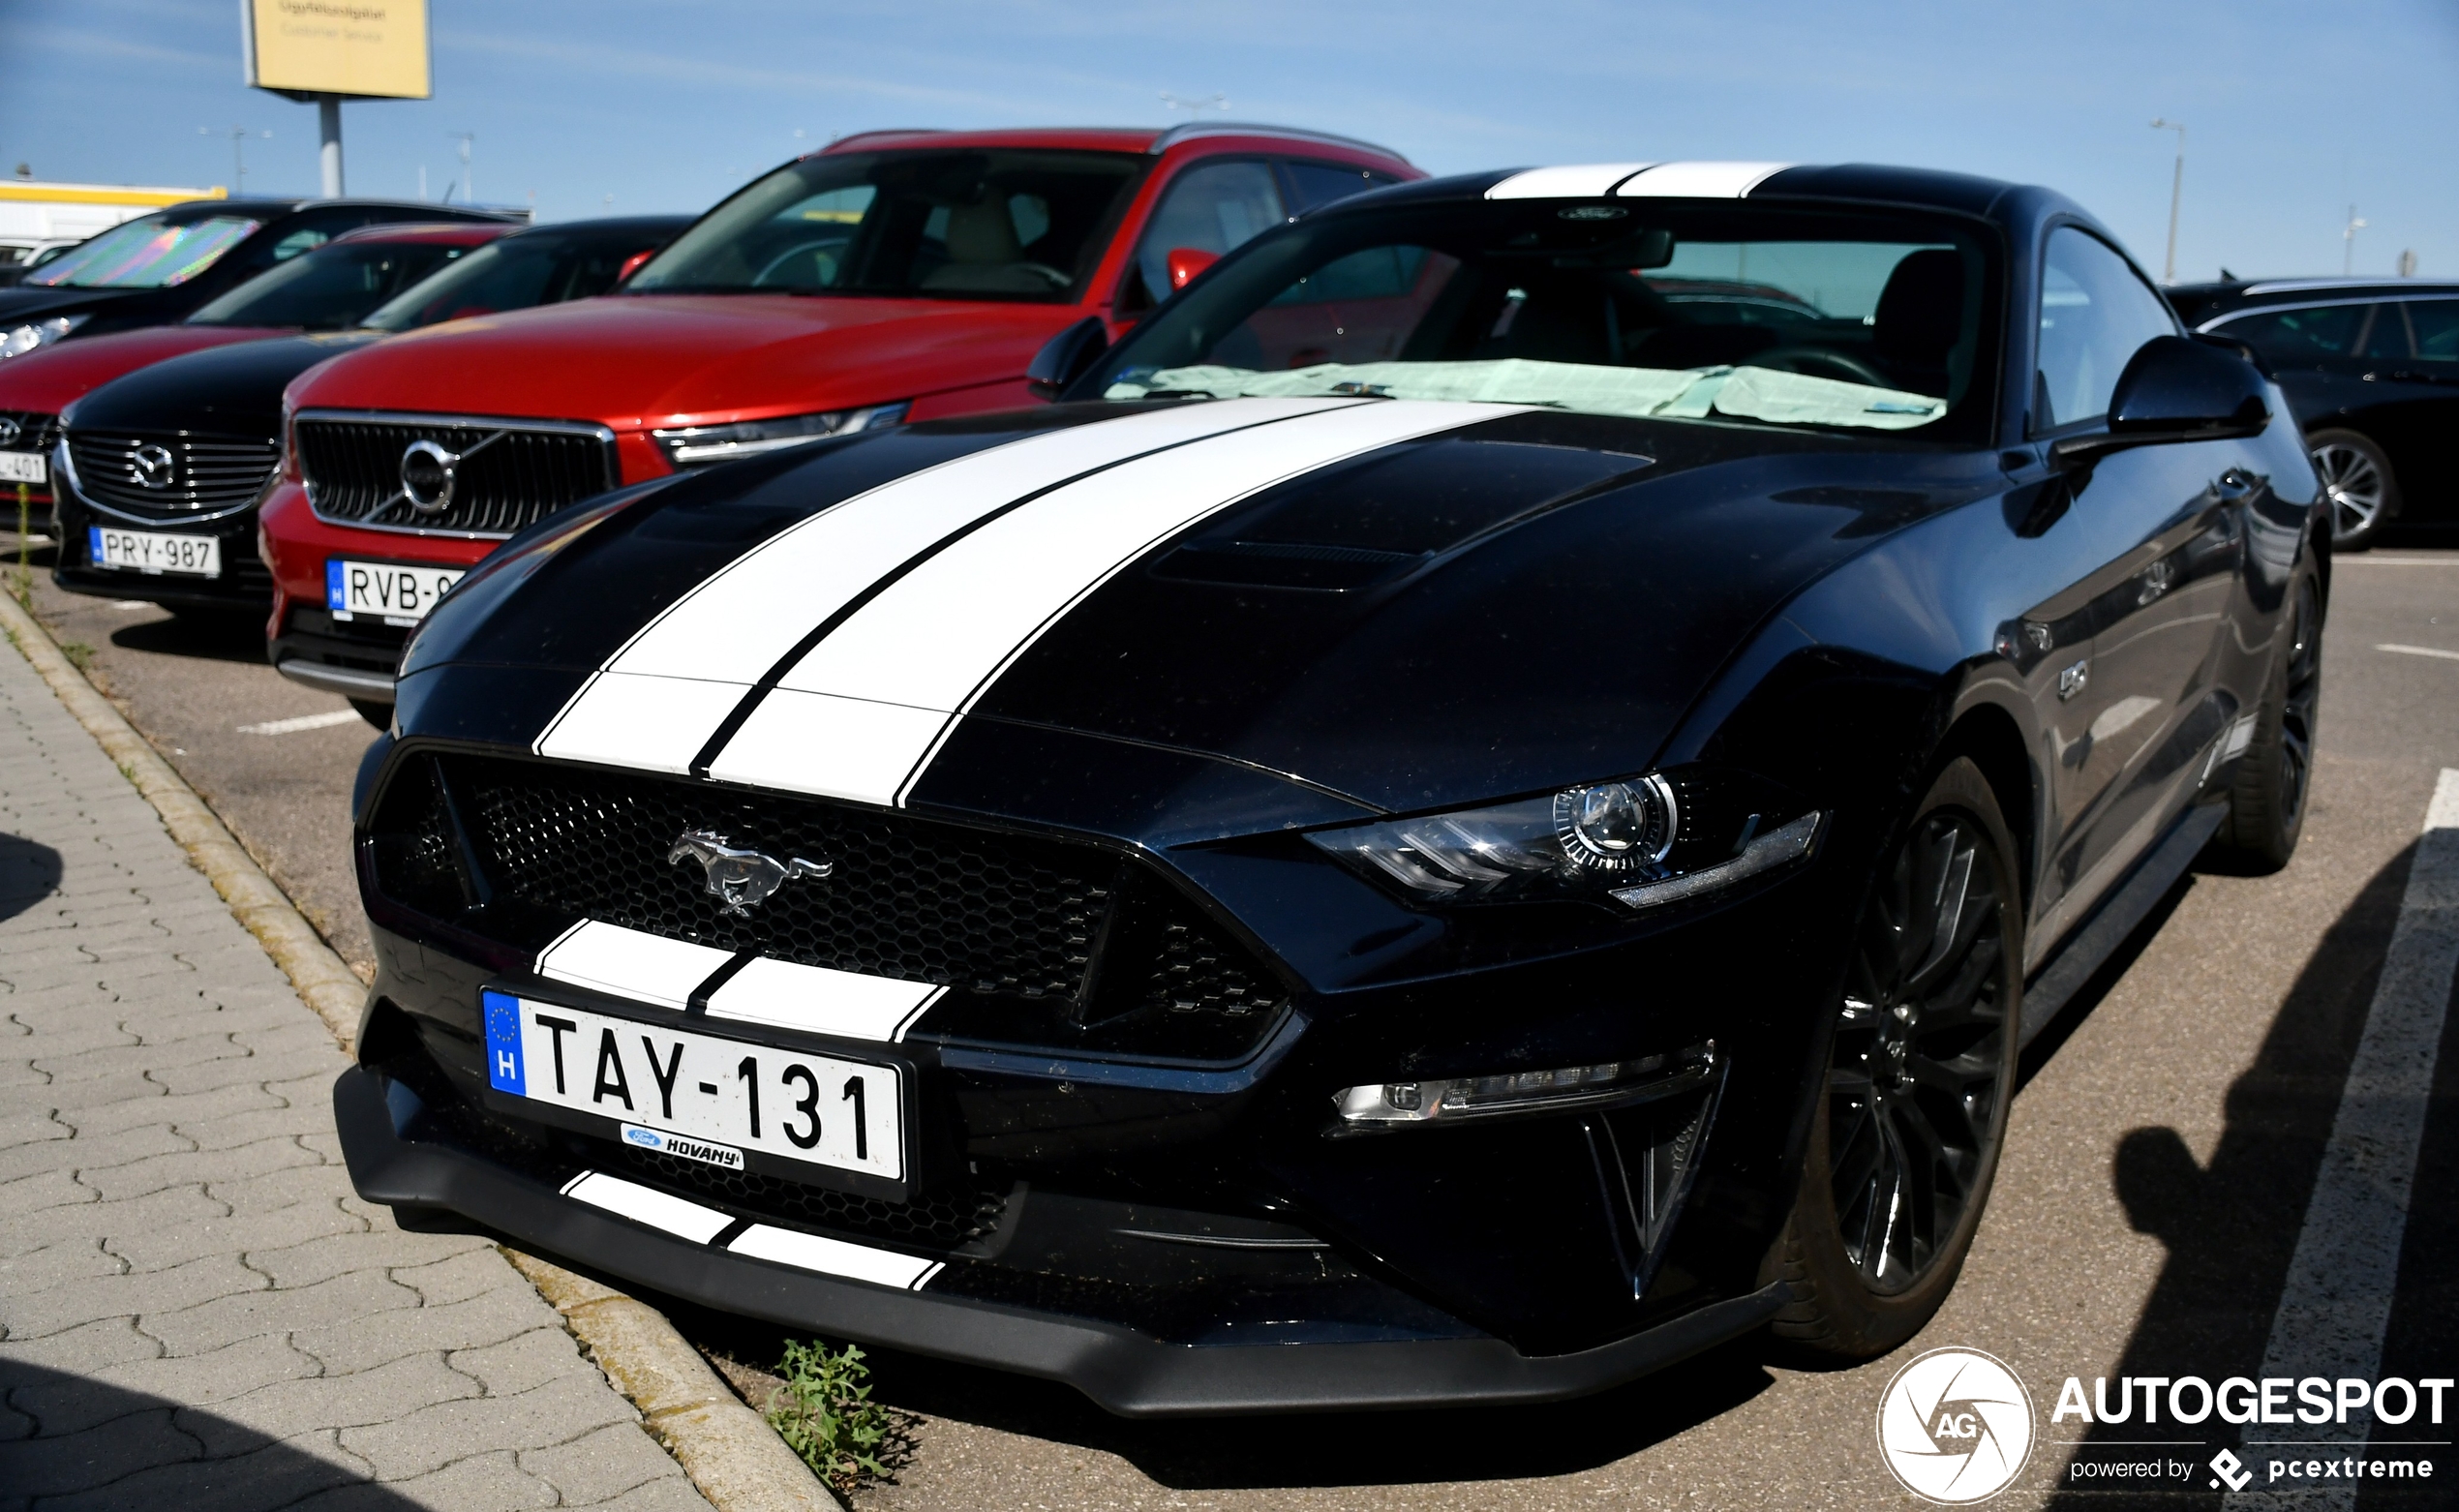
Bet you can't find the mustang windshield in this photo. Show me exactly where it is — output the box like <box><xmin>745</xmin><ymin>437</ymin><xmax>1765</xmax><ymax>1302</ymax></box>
<box><xmin>627</xmin><ymin>149</ymin><xmax>1144</xmax><ymax>301</ymax></box>
<box><xmin>1093</xmin><ymin>199</ymin><xmax>1995</xmax><ymax>436</ymax></box>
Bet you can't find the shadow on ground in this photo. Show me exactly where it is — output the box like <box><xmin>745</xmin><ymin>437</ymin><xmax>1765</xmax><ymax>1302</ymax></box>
<box><xmin>0</xmin><ymin>1360</ymin><xmax>424</xmax><ymax>1510</ymax></box>
<box><xmin>2038</xmin><ymin>836</ymin><xmax>2456</xmax><ymax>1508</ymax></box>
<box><xmin>102</xmin><ymin>607</ymin><xmax>267</xmax><ymax>666</ymax></box>
<box><xmin>0</xmin><ymin>833</ymin><xmax>63</xmax><ymax>926</ymax></box>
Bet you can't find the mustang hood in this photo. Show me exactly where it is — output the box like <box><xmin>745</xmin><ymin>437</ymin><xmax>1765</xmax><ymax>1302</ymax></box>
<box><xmin>290</xmin><ymin>292</ymin><xmax>1075</xmax><ymax>427</ymax></box>
<box><xmin>0</xmin><ymin>324</ymin><xmax>283</xmax><ymax>415</ymax></box>
<box><xmin>400</xmin><ymin>399</ymin><xmax>1973</xmax><ymax>819</ymax></box>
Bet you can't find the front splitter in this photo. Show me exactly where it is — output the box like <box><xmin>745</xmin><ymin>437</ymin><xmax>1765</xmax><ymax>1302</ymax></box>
<box><xmin>335</xmin><ymin>1064</ymin><xmax>1787</xmax><ymax>1416</ymax></box>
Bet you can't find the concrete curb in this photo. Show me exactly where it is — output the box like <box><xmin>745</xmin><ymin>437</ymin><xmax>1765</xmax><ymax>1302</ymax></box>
<box><xmin>508</xmin><ymin>1251</ymin><xmax>840</xmax><ymax>1512</ymax></box>
<box><xmin>0</xmin><ymin>585</ymin><xmax>840</xmax><ymax>1512</ymax></box>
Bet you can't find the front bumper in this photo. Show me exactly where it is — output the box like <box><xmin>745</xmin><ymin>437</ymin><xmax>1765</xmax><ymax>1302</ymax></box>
<box><xmin>50</xmin><ymin>485</ymin><xmax>274</xmax><ymax>611</ymax></box>
<box><xmin>258</xmin><ymin>480</ymin><xmax>503</xmax><ymax>706</ymax></box>
<box><xmin>337</xmin><ymin>1060</ymin><xmax>1786</xmax><ymax>1414</ymax></box>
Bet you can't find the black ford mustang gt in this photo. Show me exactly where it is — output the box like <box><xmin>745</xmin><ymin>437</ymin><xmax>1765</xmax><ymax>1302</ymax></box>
<box><xmin>337</xmin><ymin>161</ymin><xmax>2324</xmax><ymax>1414</ymax></box>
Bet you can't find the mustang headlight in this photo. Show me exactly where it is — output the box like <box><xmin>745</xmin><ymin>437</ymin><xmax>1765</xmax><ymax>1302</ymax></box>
<box><xmin>0</xmin><ymin>315</ymin><xmax>87</xmax><ymax>360</ymax></box>
<box><xmin>650</xmin><ymin>402</ymin><xmax>909</xmax><ymax>468</ymax></box>
<box><xmin>1309</xmin><ymin>769</ymin><xmax>1821</xmax><ymax>911</ymax></box>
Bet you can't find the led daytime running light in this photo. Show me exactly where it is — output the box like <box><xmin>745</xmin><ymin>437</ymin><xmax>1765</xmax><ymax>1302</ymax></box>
<box><xmin>1334</xmin><ymin>1043</ymin><xmax>1716</xmax><ymax>1129</ymax></box>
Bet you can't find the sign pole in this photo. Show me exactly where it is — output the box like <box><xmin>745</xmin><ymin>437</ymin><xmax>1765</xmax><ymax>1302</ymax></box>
<box><xmin>318</xmin><ymin>96</ymin><xmax>344</xmax><ymax>197</ymax></box>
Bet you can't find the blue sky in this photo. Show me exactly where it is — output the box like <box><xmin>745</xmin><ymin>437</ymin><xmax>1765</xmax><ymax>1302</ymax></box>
<box><xmin>6</xmin><ymin>0</ymin><xmax>2456</xmax><ymax>282</ymax></box>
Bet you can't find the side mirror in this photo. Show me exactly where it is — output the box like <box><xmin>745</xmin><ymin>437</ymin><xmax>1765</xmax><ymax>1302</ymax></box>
<box><xmin>1165</xmin><ymin>246</ymin><xmax>1220</xmax><ymax>291</ymax></box>
<box><xmin>615</xmin><ymin>249</ymin><xmax>656</xmax><ymax>287</ymax></box>
<box><xmin>1025</xmin><ymin>316</ymin><xmax>1109</xmax><ymax>400</ymax></box>
<box><xmin>2051</xmin><ymin>335</ymin><xmax>2269</xmax><ymax>469</ymax></box>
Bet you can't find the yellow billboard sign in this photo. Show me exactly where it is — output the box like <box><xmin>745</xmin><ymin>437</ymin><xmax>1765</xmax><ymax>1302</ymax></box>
<box><xmin>244</xmin><ymin>0</ymin><xmax>431</xmax><ymax>100</ymax></box>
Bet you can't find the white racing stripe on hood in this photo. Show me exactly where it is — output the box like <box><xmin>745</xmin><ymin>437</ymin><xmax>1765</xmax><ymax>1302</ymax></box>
<box><xmin>708</xmin><ymin>399</ymin><xmax>1519</xmax><ymax>805</ymax></box>
<box><xmin>533</xmin><ymin>397</ymin><xmax>1360</xmax><ymax>772</ymax></box>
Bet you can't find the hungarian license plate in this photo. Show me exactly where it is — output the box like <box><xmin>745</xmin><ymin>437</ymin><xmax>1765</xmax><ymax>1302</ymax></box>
<box><xmin>327</xmin><ymin>559</ymin><xmax>464</xmax><ymax>626</ymax></box>
<box><xmin>0</xmin><ymin>450</ymin><xmax>45</xmax><ymax>484</ymax></box>
<box><xmin>481</xmin><ymin>991</ymin><xmax>904</xmax><ymax>1182</ymax></box>
<box><xmin>90</xmin><ymin>527</ymin><xmax>219</xmax><ymax>576</ymax></box>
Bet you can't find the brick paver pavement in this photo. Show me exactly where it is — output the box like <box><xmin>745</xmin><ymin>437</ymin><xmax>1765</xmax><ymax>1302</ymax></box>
<box><xmin>0</xmin><ymin>636</ymin><xmax>710</xmax><ymax>1511</ymax></box>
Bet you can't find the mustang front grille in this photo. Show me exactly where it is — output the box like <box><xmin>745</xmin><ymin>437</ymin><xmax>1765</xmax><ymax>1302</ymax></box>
<box><xmin>66</xmin><ymin>432</ymin><xmax>279</xmax><ymax>517</ymax></box>
<box><xmin>366</xmin><ymin>753</ymin><xmax>1286</xmax><ymax>1060</ymax></box>
<box><xmin>295</xmin><ymin>414</ymin><xmax>616</xmax><ymax>536</ymax></box>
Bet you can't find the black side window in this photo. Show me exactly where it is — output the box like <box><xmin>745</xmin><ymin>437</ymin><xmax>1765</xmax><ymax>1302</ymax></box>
<box><xmin>2356</xmin><ymin>303</ymin><xmax>2413</xmax><ymax>360</ymax></box>
<box><xmin>2412</xmin><ymin>300</ymin><xmax>2459</xmax><ymax>365</ymax></box>
<box><xmin>2213</xmin><ymin>302</ymin><xmax>2367</xmax><ymax>367</ymax></box>
<box><xmin>1280</xmin><ymin>160</ymin><xmax>1398</xmax><ymax>214</ymax></box>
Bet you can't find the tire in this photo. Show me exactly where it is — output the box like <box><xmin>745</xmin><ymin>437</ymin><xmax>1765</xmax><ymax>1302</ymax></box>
<box><xmin>2307</xmin><ymin>428</ymin><xmax>2398</xmax><ymax>552</ymax></box>
<box><xmin>2207</xmin><ymin>566</ymin><xmax>2322</xmax><ymax>872</ymax></box>
<box><xmin>1765</xmin><ymin>757</ymin><xmax>2023</xmax><ymax>1358</ymax></box>
<box><xmin>349</xmin><ymin>698</ymin><xmax>393</xmax><ymax>730</ymax></box>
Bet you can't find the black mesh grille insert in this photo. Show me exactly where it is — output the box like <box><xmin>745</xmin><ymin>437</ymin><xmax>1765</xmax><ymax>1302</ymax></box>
<box><xmin>66</xmin><ymin>432</ymin><xmax>280</xmax><ymax>518</ymax></box>
<box><xmin>457</xmin><ymin>756</ymin><xmax>1112</xmax><ymax>997</ymax></box>
<box><xmin>367</xmin><ymin>753</ymin><xmax>1289</xmax><ymax>1060</ymax></box>
<box><xmin>296</xmin><ymin>415</ymin><xmax>615</xmax><ymax>536</ymax></box>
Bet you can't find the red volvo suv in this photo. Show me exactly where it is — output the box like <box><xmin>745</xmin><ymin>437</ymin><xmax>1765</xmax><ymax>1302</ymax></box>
<box><xmin>258</xmin><ymin>124</ymin><xmax>1416</xmax><ymax>708</ymax></box>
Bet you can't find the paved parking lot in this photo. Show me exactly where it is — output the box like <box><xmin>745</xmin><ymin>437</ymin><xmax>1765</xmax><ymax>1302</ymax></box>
<box><xmin>7</xmin><ymin>542</ymin><xmax>2455</xmax><ymax>1509</ymax></box>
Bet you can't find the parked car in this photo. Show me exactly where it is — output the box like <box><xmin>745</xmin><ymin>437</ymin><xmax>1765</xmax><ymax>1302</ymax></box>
<box><xmin>0</xmin><ymin>238</ymin><xmax>81</xmax><ymax>287</ymax></box>
<box><xmin>0</xmin><ymin>199</ymin><xmax>512</xmax><ymax>518</ymax></box>
<box><xmin>2167</xmin><ymin>277</ymin><xmax>2459</xmax><ymax>549</ymax></box>
<box><xmin>337</xmin><ymin>161</ymin><xmax>2323</xmax><ymax>1412</ymax></box>
<box><xmin>46</xmin><ymin>218</ymin><xmax>687</xmax><ymax>644</ymax></box>
<box><xmin>258</xmin><ymin>125</ymin><xmax>1417</xmax><ymax>711</ymax></box>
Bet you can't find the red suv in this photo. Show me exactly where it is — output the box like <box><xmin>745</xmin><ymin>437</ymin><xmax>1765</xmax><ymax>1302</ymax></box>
<box><xmin>258</xmin><ymin>124</ymin><xmax>1416</xmax><ymax>707</ymax></box>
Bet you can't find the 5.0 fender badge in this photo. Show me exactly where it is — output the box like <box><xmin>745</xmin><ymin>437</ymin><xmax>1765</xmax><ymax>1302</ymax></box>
<box><xmin>667</xmin><ymin>828</ymin><xmax>832</xmax><ymax>916</ymax></box>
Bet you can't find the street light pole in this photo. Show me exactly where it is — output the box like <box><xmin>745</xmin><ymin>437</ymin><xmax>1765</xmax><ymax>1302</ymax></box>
<box><xmin>318</xmin><ymin>97</ymin><xmax>344</xmax><ymax>197</ymax></box>
<box><xmin>2150</xmin><ymin>118</ymin><xmax>2186</xmax><ymax>284</ymax></box>
<box><xmin>2344</xmin><ymin>206</ymin><xmax>2367</xmax><ymax>276</ymax></box>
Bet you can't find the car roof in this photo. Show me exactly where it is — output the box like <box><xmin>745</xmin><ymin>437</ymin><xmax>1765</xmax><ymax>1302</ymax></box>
<box><xmin>1350</xmin><ymin>161</ymin><xmax>2024</xmax><ymax>218</ymax></box>
<box><xmin>818</xmin><ymin>122</ymin><xmax>1412</xmax><ymax>167</ymax></box>
<box><xmin>501</xmin><ymin>214</ymin><xmax>694</xmax><ymax>240</ymax></box>
<box><xmin>2171</xmin><ymin>277</ymin><xmax>2459</xmax><ymax>303</ymax></box>
<box><xmin>331</xmin><ymin>222</ymin><xmax>519</xmax><ymax>247</ymax></box>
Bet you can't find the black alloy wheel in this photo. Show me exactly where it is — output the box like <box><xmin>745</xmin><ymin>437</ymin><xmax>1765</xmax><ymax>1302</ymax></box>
<box><xmin>1828</xmin><ymin>810</ymin><xmax>2013</xmax><ymax>1293</ymax></box>
<box><xmin>2306</xmin><ymin>429</ymin><xmax>2397</xmax><ymax>551</ymax></box>
<box><xmin>2210</xmin><ymin>565</ymin><xmax>2322</xmax><ymax>871</ymax></box>
<box><xmin>1767</xmin><ymin>757</ymin><xmax>2021</xmax><ymax>1357</ymax></box>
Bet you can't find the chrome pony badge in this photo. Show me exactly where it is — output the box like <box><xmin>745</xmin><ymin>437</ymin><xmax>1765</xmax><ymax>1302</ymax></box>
<box><xmin>667</xmin><ymin>828</ymin><xmax>831</xmax><ymax>916</ymax></box>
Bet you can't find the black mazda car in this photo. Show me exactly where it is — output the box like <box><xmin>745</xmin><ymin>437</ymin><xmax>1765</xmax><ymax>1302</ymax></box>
<box><xmin>337</xmin><ymin>161</ymin><xmax>2323</xmax><ymax>1412</ymax></box>
<box><xmin>48</xmin><ymin>217</ymin><xmax>688</xmax><ymax>625</ymax></box>
<box><xmin>2166</xmin><ymin>277</ymin><xmax>2458</xmax><ymax>550</ymax></box>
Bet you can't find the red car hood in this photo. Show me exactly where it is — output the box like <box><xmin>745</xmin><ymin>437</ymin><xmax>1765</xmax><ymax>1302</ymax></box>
<box><xmin>0</xmin><ymin>325</ymin><xmax>287</xmax><ymax>416</ymax></box>
<box><xmin>287</xmin><ymin>293</ymin><xmax>1080</xmax><ymax>430</ymax></box>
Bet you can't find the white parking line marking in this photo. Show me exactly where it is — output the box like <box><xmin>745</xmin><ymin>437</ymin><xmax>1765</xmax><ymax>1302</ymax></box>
<box><xmin>109</xmin><ymin>599</ymin><xmax>150</xmax><ymax>610</ymax></box>
<box><xmin>2377</xmin><ymin>643</ymin><xmax>2459</xmax><ymax>662</ymax></box>
<box><xmin>2241</xmin><ymin>769</ymin><xmax>2459</xmax><ymax>1501</ymax></box>
<box><xmin>236</xmin><ymin>710</ymin><xmax>364</xmax><ymax>735</ymax></box>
